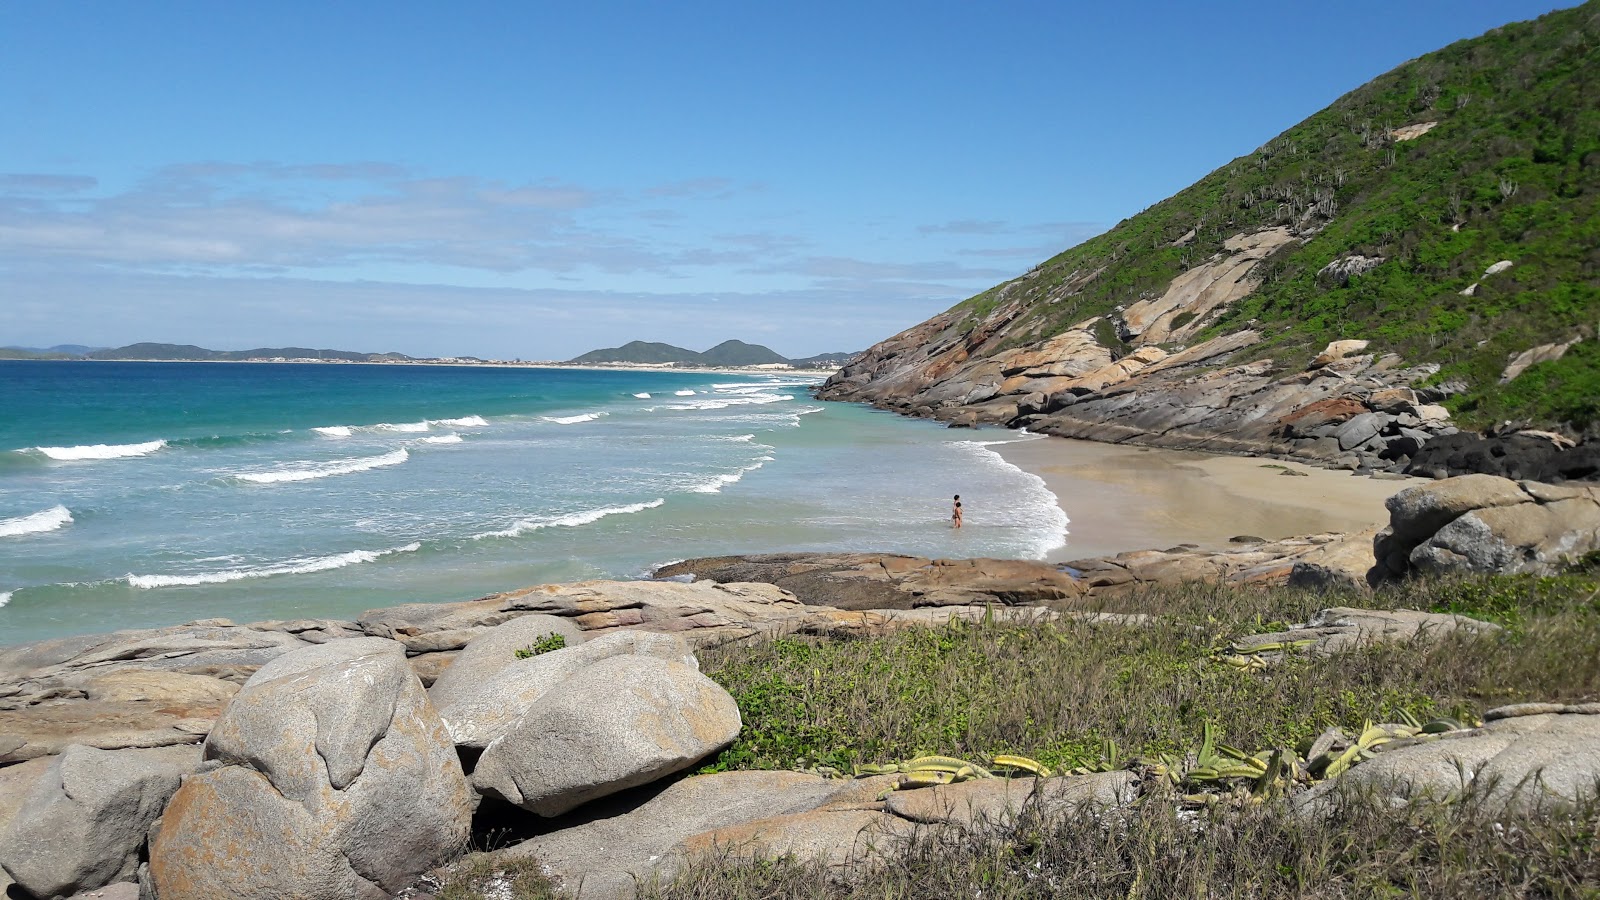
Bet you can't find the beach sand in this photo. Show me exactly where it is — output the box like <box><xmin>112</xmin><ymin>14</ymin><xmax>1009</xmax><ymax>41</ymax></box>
<box><xmin>995</xmin><ymin>436</ymin><xmax>1423</xmax><ymax>562</ymax></box>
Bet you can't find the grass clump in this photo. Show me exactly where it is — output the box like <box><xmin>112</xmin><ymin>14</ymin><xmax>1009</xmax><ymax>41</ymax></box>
<box><xmin>433</xmin><ymin>852</ymin><xmax>561</xmax><ymax>900</ymax></box>
<box><xmin>513</xmin><ymin>633</ymin><xmax>567</xmax><ymax>659</ymax></box>
<box><xmin>640</xmin><ymin>790</ymin><xmax>1600</xmax><ymax>899</ymax></box>
<box><xmin>699</xmin><ymin>577</ymin><xmax>1600</xmax><ymax>775</ymax></box>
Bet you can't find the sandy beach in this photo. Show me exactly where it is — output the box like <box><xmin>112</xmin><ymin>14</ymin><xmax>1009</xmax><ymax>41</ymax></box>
<box><xmin>996</xmin><ymin>436</ymin><xmax>1422</xmax><ymax>563</ymax></box>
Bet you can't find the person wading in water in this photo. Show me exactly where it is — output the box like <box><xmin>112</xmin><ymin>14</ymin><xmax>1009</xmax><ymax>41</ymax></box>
<box><xmin>951</xmin><ymin>494</ymin><xmax>963</xmax><ymax>529</ymax></box>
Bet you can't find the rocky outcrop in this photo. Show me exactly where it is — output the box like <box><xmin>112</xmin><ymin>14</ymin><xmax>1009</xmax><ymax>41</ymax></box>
<box><xmin>1375</xmin><ymin>474</ymin><xmax>1600</xmax><ymax>577</ymax></box>
<box><xmin>147</xmin><ymin>638</ymin><xmax>474</xmax><ymax>900</ymax></box>
<box><xmin>1324</xmin><ymin>704</ymin><xmax>1600</xmax><ymax>813</ymax></box>
<box><xmin>654</xmin><ymin>553</ymin><xmax>1083</xmax><ymax>609</ymax></box>
<box><xmin>0</xmin><ymin>744</ymin><xmax>198</xmax><ymax>900</ymax></box>
<box><xmin>1405</xmin><ymin>430</ymin><xmax>1600</xmax><ymax>482</ymax></box>
<box><xmin>1231</xmin><ymin>606</ymin><xmax>1499</xmax><ymax>658</ymax></box>
<box><xmin>471</xmin><ymin>654</ymin><xmax>741</xmax><ymax>816</ymax></box>
<box><xmin>817</xmin><ymin>217</ymin><xmax>1467</xmax><ymax>474</ymax></box>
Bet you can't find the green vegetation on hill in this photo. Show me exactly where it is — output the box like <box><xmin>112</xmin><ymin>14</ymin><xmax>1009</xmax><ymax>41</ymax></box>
<box><xmin>698</xmin><ymin>339</ymin><xmax>788</xmax><ymax>367</ymax></box>
<box><xmin>955</xmin><ymin>2</ymin><xmax>1600</xmax><ymax>431</ymax></box>
<box><xmin>568</xmin><ymin>339</ymin><xmax>839</xmax><ymax>367</ymax></box>
<box><xmin>569</xmin><ymin>340</ymin><xmax>703</xmax><ymax>365</ymax></box>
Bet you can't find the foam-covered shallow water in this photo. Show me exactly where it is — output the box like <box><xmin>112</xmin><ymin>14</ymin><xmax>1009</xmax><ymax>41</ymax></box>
<box><xmin>0</xmin><ymin>361</ymin><xmax>1067</xmax><ymax>644</ymax></box>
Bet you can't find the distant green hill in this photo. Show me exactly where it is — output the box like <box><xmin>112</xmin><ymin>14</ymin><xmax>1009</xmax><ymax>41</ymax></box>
<box><xmin>568</xmin><ymin>339</ymin><xmax>802</xmax><ymax>366</ymax></box>
<box><xmin>569</xmin><ymin>341</ymin><xmax>703</xmax><ymax>365</ymax></box>
<box><xmin>83</xmin><ymin>343</ymin><xmax>416</xmax><ymax>362</ymax></box>
<box><xmin>699</xmin><ymin>340</ymin><xmax>789</xmax><ymax>367</ymax></box>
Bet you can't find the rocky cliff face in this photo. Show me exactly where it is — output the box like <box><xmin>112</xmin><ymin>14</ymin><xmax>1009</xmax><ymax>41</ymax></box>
<box><xmin>821</xmin><ymin>4</ymin><xmax>1600</xmax><ymax>469</ymax></box>
<box><xmin>820</xmin><ymin>226</ymin><xmax>1463</xmax><ymax>474</ymax></box>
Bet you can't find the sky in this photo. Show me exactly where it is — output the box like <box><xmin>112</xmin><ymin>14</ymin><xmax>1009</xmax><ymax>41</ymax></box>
<box><xmin>0</xmin><ymin>1</ymin><xmax>1578</xmax><ymax>361</ymax></box>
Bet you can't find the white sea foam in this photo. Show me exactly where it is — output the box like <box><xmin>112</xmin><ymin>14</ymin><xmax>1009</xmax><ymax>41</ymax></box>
<box><xmin>948</xmin><ymin>440</ymin><xmax>1070</xmax><ymax>558</ymax></box>
<box><xmin>541</xmin><ymin>412</ymin><xmax>606</xmax><ymax>425</ymax></box>
<box><xmin>633</xmin><ymin>392</ymin><xmax>652</xmax><ymax>399</ymax></box>
<box><xmin>674</xmin><ymin>390</ymin><xmax>696</xmax><ymax>396</ymax></box>
<box><xmin>125</xmin><ymin>542</ymin><xmax>422</xmax><ymax>589</ymax></box>
<box><xmin>475</xmin><ymin>498</ymin><xmax>665</xmax><ymax>540</ymax></box>
<box><xmin>374</xmin><ymin>421</ymin><xmax>430</xmax><ymax>433</ymax></box>
<box><xmin>234</xmin><ymin>449</ymin><xmax>410</xmax><ymax>484</ymax></box>
<box><xmin>432</xmin><ymin>415</ymin><xmax>488</xmax><ymax>428</ymax></box>
<box><xmin>0</xmin><ymin>591</ymin><xmax>10</xmax><ymax>609</ymax></box>
<box><xmin>0</xmin><ymin>505</ymin><xmax>73</xmax><ymax>538</ymax></box>
<box><xmin>420</xmin><ymin>434</ymin><xmax>463</xmax><ymax>444</ymax></box>
<box><xmin>691</xmin><ymin>459</ymin><xmax>768</xmax><ymax>493</ymax></box>
<box><xmin>30</xmin><ymin>440</ymin><xmax>167</xmax><ymax>461</ymax></box>
<box><xmin>313</xmin><ymin>426</ymin><xmax>353</xmax><ymax>438</ymax></box>
<box><xmin>665</xmin><ymin>393</ymin><xmax>793</xmax><ymax>411</ymax></box>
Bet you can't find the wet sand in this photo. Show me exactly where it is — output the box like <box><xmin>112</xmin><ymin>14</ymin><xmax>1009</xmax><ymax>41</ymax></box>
<box><xmin>995</xmin><ymin>436</ymin><xmax>1422</xmax><ymax>563</ymax></box>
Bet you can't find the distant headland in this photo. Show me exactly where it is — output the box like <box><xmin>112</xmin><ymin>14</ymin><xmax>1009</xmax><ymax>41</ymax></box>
<box><xmin>1</xmin><ymin>340</ymin><xmax>858</xmax><ymax>371</ymax></box>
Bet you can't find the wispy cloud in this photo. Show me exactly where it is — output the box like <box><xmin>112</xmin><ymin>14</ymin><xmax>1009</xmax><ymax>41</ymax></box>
<box><xmin>0</xmin><ymin>173</ymin><xmax>99</xmax><ymax>193</ymax></box>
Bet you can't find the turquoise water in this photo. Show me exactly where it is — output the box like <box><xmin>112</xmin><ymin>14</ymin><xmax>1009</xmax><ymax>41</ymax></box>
<box><xmin>0</xmin><ymin>361</ymin><xmax>1067</xmax><ymax>644</ymax></box>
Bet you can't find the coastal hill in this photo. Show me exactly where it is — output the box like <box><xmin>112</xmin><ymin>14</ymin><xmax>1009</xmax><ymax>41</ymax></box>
<box><xmin>570</xmin><ymin>339</ymin><xmax>855</xmax><ymax>369</ymax></box>
<box><xmin>1</xmin><ymin>342</ymin><xmax>426</xmax><ymax>363</ymax></box>
<box><xmin>822</xmin><ymin>3</ymin><xmax>1600</xmax><ymax>466</ymax></box>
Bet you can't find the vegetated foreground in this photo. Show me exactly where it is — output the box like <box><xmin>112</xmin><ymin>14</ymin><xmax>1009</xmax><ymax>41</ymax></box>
<box><xmin>626</xmin><ymin>572</ymin><xmax>1600</xmax><ymax>899</ymax></box>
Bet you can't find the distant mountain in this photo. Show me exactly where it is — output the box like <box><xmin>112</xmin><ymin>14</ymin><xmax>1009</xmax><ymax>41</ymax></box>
<box><xmin>569</xmin><ymin>341</ymin><xmax>702</xmax><ymax>365</ymax></box>
<box><xmin>698</xmin><ymin>340</ymin><xmax>788</xmax><ymax>367</ymax></box>
<box><xmin>2</xmin><ymin>344</ymin><xmax>103</xmax><ymax>357</ymax></box>
<box><xmin>566</xmin><ymin>339</ymin><xmax>851</xmax><ymax>368</ymax></box>
<box><xmin>83</xmin><ymin>343</ymin><xmax>417</xmax><ymax>362</ymax></box>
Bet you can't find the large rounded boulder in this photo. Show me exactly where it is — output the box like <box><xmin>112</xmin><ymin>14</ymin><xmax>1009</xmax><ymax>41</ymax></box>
<box><xmin>471</xmin><ymin>654</ymin><xmax>741</xmax><ymax>816</ymax></box>
<box><xmin>0</xmin><ymin>744</ymin><xmax>198</xmax><ymax>900</ymax></box>
<box><xmin>433</xmin><ymin>629</ymin><xmax>697</xmax><ymax>749</ymax></box>
<box><xmin>148</xmin><ymin>638</ymin><xmax>474</xmax><ymax>900</ymax></box>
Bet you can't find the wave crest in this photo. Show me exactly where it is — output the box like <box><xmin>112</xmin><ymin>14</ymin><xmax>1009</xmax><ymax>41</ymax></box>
<box><xmin>234</xmin><ymin>449</ymin><xmax>410</xmax><ymax>484</ymax></box>
<box><xmin>0</xmin><ymin>505</ymin><xmax>73</xmax><ymax>538</ymax></box>
<box><xmin>540</xmin><ymin>412</ymin><xmax>606</xmax><ymax>425</ymax></box>
<box><xmin>125</xmin><ymin>542</ymin><xmax>422</xmax><ymax>589</ymax></box>
<box><xmin>27</xmin><ymin>440</ymin><xmax>167</xmax><ymax>461</ymax></box>
<box><xmin>475</xmin><ymin>498</ymin><xmax>664</xmax><ymax>540</ymax></box>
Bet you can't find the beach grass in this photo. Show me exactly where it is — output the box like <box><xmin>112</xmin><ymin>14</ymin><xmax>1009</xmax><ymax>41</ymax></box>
<box><xmin>639</xmin><ymin>788</ymin><xmax>1600</xmax><ymax>899</ymax></box>
<box><xmin>697</xmin><ymin>573</ymin><xmax>1600</xmax><ymax>776</ymax></box>
<box><xmin>447</xmin><ymin>571</ymin><xmax>1600</xmax><ymax>898</ymax></box>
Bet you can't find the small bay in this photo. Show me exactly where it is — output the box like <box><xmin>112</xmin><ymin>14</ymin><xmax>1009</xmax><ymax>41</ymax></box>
<box><xmin>0</xmin><ymin>361</ymin><xmax>1066</xmax><ymax>644</ymax></box>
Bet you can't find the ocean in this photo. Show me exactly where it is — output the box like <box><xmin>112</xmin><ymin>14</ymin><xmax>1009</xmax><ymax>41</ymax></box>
<box><xmin>0</xmin><ymin>361</ymin><xmax>1068</xmax><ymax>645</ymax></box>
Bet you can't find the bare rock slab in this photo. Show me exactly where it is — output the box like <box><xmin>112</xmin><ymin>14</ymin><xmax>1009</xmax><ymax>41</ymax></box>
<box><xmin>488</xmin><ymin>770</ymin><xmax>858</xmax><ymax>900</ymax></box>
<box><xmin>0</xmin><ymin>744</ymin><xmax>199</xmax><ymax>900</ymax></box>
<box><xmin>148</xmin><ymin>637</ymin><xmax>473</xmax><ymax>900</ymax></box>
<box><xmin>1335</xmin><ymin>709</ymin><xmax>1600</xmax><ymax>813</ymax></box>
<box><xmin>471</xmin><ymin>654</ymin><xmax>740</xmax><ymax>816</ymax></box>
<box><xmin>882</xmin><ymin>771</ymin><xmax>1136</xmax><ymax>830</ymax></box>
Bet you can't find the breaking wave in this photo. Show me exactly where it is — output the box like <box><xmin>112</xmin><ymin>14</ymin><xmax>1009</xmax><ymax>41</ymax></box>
<box><xmin>25</xmin><ymin>440</ymin><xmax>167</xmax><ymax>461</ymax></box>
<box><xmin>474</xmin><ymin>498</ymin><xmax>665</xmax><ymax>540</ymax></box>
<box><xmin>540</xmin><ymin>412</ymin><xmax>606</xmax><ymax>425</ymax></box>
<box><xmin>233</xmin><ymin>449</ymin><xmax>410</xmax><ymax>484</ymax></box>
<box><xmin>0</xmin><ymin>505</ymin><xmax>74</xmax><ymax>538</ymax></box>
<box><xmin>125</xmin><ymin>542</ymin><xmax>422</xmax><ymax>589</ymax></box>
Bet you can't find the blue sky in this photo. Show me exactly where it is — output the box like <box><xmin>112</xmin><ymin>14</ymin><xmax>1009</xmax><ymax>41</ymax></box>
<box><xmin>0</xmin><ymin>1</ymin><xmax>1576</xmax><ymax>360</ymax></box>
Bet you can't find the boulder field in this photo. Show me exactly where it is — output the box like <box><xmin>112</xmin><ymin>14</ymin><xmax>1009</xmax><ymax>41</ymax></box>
<box><xmin>0</xmin><ymin>473</ymin><xmax>1597</xmax><ymax>897</ymax></box>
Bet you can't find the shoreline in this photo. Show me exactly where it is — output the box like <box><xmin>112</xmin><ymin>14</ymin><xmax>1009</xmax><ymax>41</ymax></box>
<box><xmin>1</xmin><ymin>357</ymin><xmax>835</xmax><ymax>377</ymax></box>
<box><xmin>995</xmin><ymin>434</ymin><xmax>1420</xmax><ymax>563</ymax></box>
